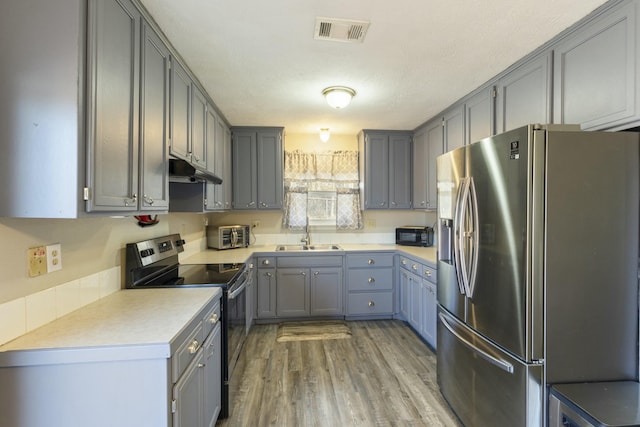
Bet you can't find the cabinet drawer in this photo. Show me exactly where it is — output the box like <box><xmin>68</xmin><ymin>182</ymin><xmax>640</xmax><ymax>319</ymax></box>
<box><xmin>347</xmin><ymin>292</ymin><xmax>393</xmax><ymax>315</ymax></box>
<box><xmin>202</xmin><ymin>299</ymin><xmax>221</xmax><ymax>339</ymax></box>
<box><xmin>347</xmin><ymin>268</ymin><xmax>393</xmax><ymax>291</ymax></box>
<box><xmin>277</xmin><ymin>255</ymin><xmax>342</xmax><ymax>268</ymax></box>
<box><xmin>422</xmin><ymin>264</ymin><xmax>436</xmax><ymax>284</ymax></box>
<box><xmin>399</xmin><ymin>258</ymin><xmax>422</xmax><ymax>275</ymax></box>
<box><xmin>173</xmin><ymin>322</ymin><xmax>204</xmax><ymax>382</ymax></box>
<box><xmin>347</xmin><ymin>253</ymin><xmax>394</xmax><ymax>268</ymax></box>
<box><xmin>257</xmin><ymin>256</ymin><xmax>276</xmax><ymax>267</ymax></box>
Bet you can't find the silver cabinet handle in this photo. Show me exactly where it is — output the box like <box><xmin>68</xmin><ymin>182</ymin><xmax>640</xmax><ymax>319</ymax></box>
<box><xmin>401</xmin><ymin>259</ymin><xmax>407</xmax><ymax>265</ymax></box>
<box><xmin>314</xmin><ymin>271</ymin><xmax>319</xmax><ymax>276</ymax></box>
<box><xmin>301</xmin><ymin>271</ymin><xmax>306</xmax><ymax>276</ymax></box>
<box><xmin>262</xmin><ymin>259</ymin><xmax>270</xmax><ymax>265</ymax></box>
<box><xmin>391</xmin><ymin>201</ymin><xmax>397</xmax><ymax>206</ymax></box>
<box><xmin>368</xmin><ymin>301</ymin><xmax>375</xmax><ymax>307</ymax></box>
<box><xmin>368</xmin><ymin>277</ymin><xmax>375</xmax><ymax>283</ymax></box>
<box><xmin>367</xmin><ymin>259</ymin><xmax>375</xmax><ymax>265</ymax></box>
<box><xmin>208</xmin><ymin>313</ymin><xmax>219</xmax><ymax>324</ymax></box>
<box><xmin>412</xmin><ymin>264</ymin><xmax>418</xmax><ymax>270</ymax></box>
<box><xmin>197</xmin><ymin>363</ymin><xmax>205</xmax><ymax>368</ymax></box>
<box><xmin>124</xmin><ymin>194</ymin><xmax>137</xmax><ymax>207</ymax></box>
<box><xmin>260</xmin><ymin>202</ymin><xmax>267</xmax><ymax>207</ymax></box>
<box><xmin>188</xmin><ymin>339</ymin><xmax>200</xmax><ymax>354</ymax></box>
<box><xmin>379</xmin><ymin>202</ymin><xmax>385</xmax><ymax>206</ymax></box>
<box><xmin>425</xmin><ymin>270</ymin><xmax>432</xmax><ymax>277</ymax></box>
<box><xmin>265</xmin><ymin>272</ymin><xmax>272</xmax><ymax>277</ymax></box>
<box><xmin>143</xmin><ymin>194</ymin><xmax>154</xmax><ymax>205</ymax></box>
<box><xmin>247</xmin><ymin>201</ymin><xmax>256</xmax><ymax>207</ymax></box>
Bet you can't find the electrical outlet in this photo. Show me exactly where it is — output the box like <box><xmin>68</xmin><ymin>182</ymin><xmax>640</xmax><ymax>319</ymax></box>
<box><xmin>366</xmin><ymin>218</ymin><xmax>376</xmax><ymax>228</ymax></box>
<box><xmin>28</xmin><ymin>246</ymin><xmax>47</xmax><ymax>277</ymax></box>
<box><xmin>46</xmin><ymin>243</ymin><xmax>62</xmax><ymax>273</ymax></box>
<box><xmin>203</xmin><ymin>217</ymin><xmax>209</xmax><ymax>226</ymax></box>
<box><xmin>252</xmin><ymin>220</ymin><xmax>261</xmax><ymax>228</ymax></box>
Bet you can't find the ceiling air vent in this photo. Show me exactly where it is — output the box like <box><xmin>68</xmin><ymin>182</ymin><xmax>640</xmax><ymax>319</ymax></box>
<box><xmin>314</xmin><ymin>17</ymin><xmax>370</xmax><ymax>43</ymax></box>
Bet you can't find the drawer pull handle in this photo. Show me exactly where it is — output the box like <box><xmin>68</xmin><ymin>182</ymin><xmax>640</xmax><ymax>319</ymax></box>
<box><xmin>425</xmin><ymin>270</ymin><xmax>432</xmax><ymax>277</ymax></box>
<box><xmin>265</xmin><ymin>272</ymin><xmax>272</xmax><ymax>277</ymax></box>
<box><xmin>198</xmin><ymin>363</ymin><xmax>205</xmax><ymax>368</ymax></box>
<box><xmin>367</xmin><ymin>259</ymin><xmax>375</xmax><ymax>265</ymax></box>
<box><xmin>401</xmin><ymin>259</ymin><xmax>407</xmax><ymax>265</ymax></box>
<box><xmin>368</xmin><ymin>277</ymin><xmax>375</xmax><ymax>283</ymax></box>
<box><xmin>412</xmin><ymin>264</ymin><xmax>417</xmax><ymax>270</ymax></box>
<box><xmin>262</xmin><ymin>259</ymin><xmax>270</xmax><ymax>265</ymax></box>
<box><xmin>368</xmin><ymin>301</ymin><xmax>375</xmax><ymax>307</ymax></box>
<box><xmin>314</xmin><ymin>271</ymin><xmax>319</xmax><ymax>276</ymax></box>
<box><xmin>301</xmin><ymin>271</ymin><xmax>306</xmax><ymax>276</ymax></box>
<box><xmin>209</xmin><ymin>313</ymin><xmax>219</xmax><ymax>324</ymax></box>
<box><xmin>188</xmin><ymin>339</ymin><xmax>200</xmax><ymax>354</ymax></box>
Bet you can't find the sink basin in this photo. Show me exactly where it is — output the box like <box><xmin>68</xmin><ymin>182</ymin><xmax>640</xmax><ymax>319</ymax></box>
<box><xmin>306</xmin><ymin>244</ymin><xmax>342</xmax><ymax>251</ymax></box>
<box><xmin>276</xmin><ymin>244</ymin><xmax>342</xmax><ymax>251</ymax></box>
<box><xmin>276</xmin><ymin>245</ymin><xmax>308</xmax><ymax>251</ymax></box>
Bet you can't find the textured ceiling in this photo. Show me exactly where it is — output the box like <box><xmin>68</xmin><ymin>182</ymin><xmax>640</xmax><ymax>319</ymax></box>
<box><xmin>139</xmin><ymin>0</ymin><xmax>609</xmax><ymax>135</ymax></box>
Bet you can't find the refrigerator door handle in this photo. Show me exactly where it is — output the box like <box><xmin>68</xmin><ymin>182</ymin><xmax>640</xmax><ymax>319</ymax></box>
<box><xmin>439</xmin><ymin>312</ymin><xmax>515</xmax><ymax>374</ymax></box>
<box><xmin>453</xmin><ymin>177</ymin><xmax>469</xmax><ymax>295</ymax></box>
<box><xmin>466</xmin><ymin>177</ymin><xmax>480</xmax><ymax>298</ymax></box>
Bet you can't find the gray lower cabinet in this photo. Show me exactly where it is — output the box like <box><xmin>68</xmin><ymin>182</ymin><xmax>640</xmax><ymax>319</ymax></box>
<box><xmin>232</xmin><ymin>127</ymin><xmax>284</xmax><ymax>210</ymax></box>
<box><xmin>399</xmin><ymin>254</ymin><xmax>437</xmax><ymax>348</ymax></box>
<box><xmin>256</xmin><ymin>255</ymin><xmax>343</xmax><ymax>319</ymax></box>
<box><xmin>276</xmin><ymin>268</ymin><xmax>311</xmax><ymax>317</ymax></box>
<box><xmin>554</xmin><ymin>1</ymin><xmax>640</xmax><ymax>130</ymax></box>
<box><xmin>346</xmin><ymin>253</ymin><xmax>394</xmax><ymax>317</ymax></box>
<box><xmin>359</xmin><ymin>130</ymin><xmax>412</xmax><ymax>209</ymax></box>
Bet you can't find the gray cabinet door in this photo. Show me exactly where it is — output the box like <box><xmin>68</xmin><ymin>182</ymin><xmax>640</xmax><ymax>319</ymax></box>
<box><xmin>553</xmin><ymin>2</ymin><xmax>639</xmax><ymax>130</ymax></box>
<box><xmin>443</xmin><ymin>105</ymin><xmax>464</xmax><ymax>153</ymax></box>
<box><xmin>276</xmin><ymin>268</ymin><xmax>310</xmax><ymax>317</ymax></box>
<box><xmin>389</xmin><ymin>134</ymin><xmax>412</xmax><ymax>209</ymax></box>
<box><xmin>223</xmin><ymin>126</ymin><xmax>233</xmax><ymax>210</ymax></box>
<box><xmin>172</xmin><ymin>351</ymin><xmax>204</xmax><ymax>427</ymax></box>
<box><xmin>422</xmin><ymin>280</ymin><xmax>437</xmax><ymax>349</ymax></box>
<box><xmin>191</xmin><ymin>84</ymin><xmax>207</xmax><ymax>169</ymax></box>
<box><xmin>203</xmin><ymin>325</ymin><xmax>221</xmax><ymax>427</ymax></box>
<box><xmin>408</xmin><ymin>271</ymin><xmax>422</xmax><ymax>331</ymax></box>
<box><xmin>86</xmin><ymin>0</ymin><xmax>140</xmax><ymax>212</ymax></box>
<box><xmin>426</xmin><ymin>120</ymin><xmax>444</xmax><ymax>210</ymax></box>
<box><xmin>412</xmin><ymin>127</ymin><xmax>428</xmax><ymax>209</ymax></box>
<box><xmin>257</xmin><ymin>268</ymin><xmax>276</xmax><ymax>318</ymax></box>
<box><xmin>170</xmin><ymin>58</ymin><xmax>191</xmax><ymax>162</ymax></box>
<box><xmin>231</xmin><ymin>131</ymin><xmax>258</xmax><ymax>209</ymax></box>
<box><xmin>257</xmin><ymin>130</ymin><xmax>283</xmax><ymax>209</ymax></box>
<box><xmin>399</xmin><ymin>268</ymin><xmax>410</xmax><ymax>320</ymax></box>
<box><xmin>310</xmin><ymin>267</ymin><xmax>343</xmax><ymax>316</ymax></box>
<box><xmin>465</xmin><ymin>86</ymin><xmax>495</xmax><ymax>145</ymax></box>
<box><xmin>204</xmin><ymin>107</ymin><xmax>221</xmax><ymax>211</ymax></box>
<box><xmin>139</xmin><ymin>21</ymin><xmax>170</xmax><ymax>211</ymax></box>
<box><xmin>363</xmin><ymin>133</ymin><xmax>389</xmax><ymax>209</ymax></box>
<box><xmin>495</xmin><ymin>51</ymin><xmax>552</xmax><ymax>134</ymax></box>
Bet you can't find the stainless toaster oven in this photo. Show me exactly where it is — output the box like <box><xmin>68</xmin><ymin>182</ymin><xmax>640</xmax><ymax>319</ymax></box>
<box><xmin>207</xmin><ymin>225</ymin><xmax>250</xmax><ymax>250</ymax></box>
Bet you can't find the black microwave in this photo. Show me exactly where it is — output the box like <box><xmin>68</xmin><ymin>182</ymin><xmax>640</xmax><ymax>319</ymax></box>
<box><xmin>396</xmin><ymin>226</ymin><xmax>434</xmax><ymax>247</ymax></box>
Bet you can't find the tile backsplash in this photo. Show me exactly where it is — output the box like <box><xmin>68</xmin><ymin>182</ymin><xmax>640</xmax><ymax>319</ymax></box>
<box><xmin>0</xmin><ymin>266</ymin><xmax>121</xmax><ymax>346</ymax></box>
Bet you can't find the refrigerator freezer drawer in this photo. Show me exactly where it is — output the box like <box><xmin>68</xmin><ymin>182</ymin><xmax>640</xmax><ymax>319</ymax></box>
<box><xmin>437</xmin><ymin>308</ymin><xmax>543</xmax><ymax>427</ymax></box>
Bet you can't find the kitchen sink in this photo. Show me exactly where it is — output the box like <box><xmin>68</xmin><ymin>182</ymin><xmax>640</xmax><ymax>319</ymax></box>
<box><xmin>276</xmin><ymin>244</ymin><xmax>342</xmax><ymax>251</ymax></box>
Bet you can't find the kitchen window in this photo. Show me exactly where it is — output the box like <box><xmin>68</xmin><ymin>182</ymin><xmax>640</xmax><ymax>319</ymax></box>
<box><xmin>282</xmin><ymin>150</ymin><xmax>363</xmax><ymax>230</ymax></box>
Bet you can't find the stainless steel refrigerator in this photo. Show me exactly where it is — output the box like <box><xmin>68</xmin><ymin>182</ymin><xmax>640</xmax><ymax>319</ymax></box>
<box><xmin>436</xmin><ymin>124</ymin><xmax>639</xmax><ymax>426</ymax></box>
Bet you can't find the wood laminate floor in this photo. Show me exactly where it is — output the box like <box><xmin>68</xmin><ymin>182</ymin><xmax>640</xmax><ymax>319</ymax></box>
<box><xmin>217</xmin><ymin>320</ymin><xmax>461</xmax><ymax>427</ymax></box>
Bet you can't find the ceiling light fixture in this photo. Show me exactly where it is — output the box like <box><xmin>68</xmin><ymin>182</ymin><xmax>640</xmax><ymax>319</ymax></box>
<box><xmin>322</xmin><ymin>86</ymin><xmax>356</xmax><ymax>109</ymax></box>
<box><xmin>319</xmin><ymin>128</ymin><xmax>330</xmax><ymax>143</ymax></box>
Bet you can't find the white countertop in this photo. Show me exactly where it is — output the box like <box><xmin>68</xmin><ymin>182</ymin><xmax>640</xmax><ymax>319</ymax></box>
<box><xmin>183</xmin><ymin>244</ymin><xmax>437</xmax><ymax>265</ymax></box>
<box><xmin>0</xmin><ymin>287</ymin><xmax>221</xmax><ymax>367</ymax></box>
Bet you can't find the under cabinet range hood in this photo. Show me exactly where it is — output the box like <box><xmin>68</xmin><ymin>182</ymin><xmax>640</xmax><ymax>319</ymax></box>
<box><xmin>169</xmin><ymin>158</ymin><xmax>222</xmax><ymax>184</ymax></box>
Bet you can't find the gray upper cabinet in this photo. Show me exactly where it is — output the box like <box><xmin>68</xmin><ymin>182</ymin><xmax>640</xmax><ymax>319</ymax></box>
<box><xmin>359</xmin><ymin>130</ymin><xmax>412</xmax><ymax>210</ymax></box>
<box><xmin>413</xmin><ymin>119</ymin><xmax>443</xmax><ymax>210</ymax></box>
<box><xmin>465</xmin><ymin>86</ymin><xmax>495</xmax><ymax>145</ymax></box>
<box><xmin>86</xmin><ymin>0</ymin><xmax>141</xmax><ymax>212</ymax></box>
<box><xmin>170</xmin><ymin>59</ymin><xmax>192</xmax><ymax>163</ymax></box>
<box><xmin>190</xmin><ymin>84</ymin><xmax>207</xmax><ymax>169</ymax></box>
<box><xmin>139</xmin><ymin>20</ymin><xmax>170</xmax><ymax>211</ymax></box>
<box><xmin>205</xmin><ymin>108</ymin><xmax>226</xmax><ymax>211</ymax></box>
<box><xmin>231</xmin><ymin>127</ymin><xmax>283</xmax><ymax>210</ymax></box>
<box><xmin>554</xmin><ymin>1</ymin><xmax>640</xmax><ymax>130</ymax></box>
<box><xmin>495</xmin><ymin>51</ymin><xmax>552</xmax><ymax>134</ymax></box>
<box><xmin>443</xmin><ymin>105</ymin><xmax>465</xmax><ymax>153</ymax></box>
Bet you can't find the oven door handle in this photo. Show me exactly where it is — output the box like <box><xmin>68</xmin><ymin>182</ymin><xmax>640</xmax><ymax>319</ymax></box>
<box><xmin>228</xmin><ymin>280</ymin><xmax>247</xmax><ymax>300</ymax></box>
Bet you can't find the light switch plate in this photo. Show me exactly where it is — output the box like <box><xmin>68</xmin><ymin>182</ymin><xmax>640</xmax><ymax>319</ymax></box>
<box><xmin>46</xmin><ymin>243</ymin><xmax>62</xmax><ymax>273</ymax></box>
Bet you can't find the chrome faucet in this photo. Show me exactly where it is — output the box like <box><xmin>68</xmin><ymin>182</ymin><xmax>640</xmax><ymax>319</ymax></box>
<box><xmin>301</xmin><ymin>223</ymin><xmax>311</xmax><ymax>245</ymax></box>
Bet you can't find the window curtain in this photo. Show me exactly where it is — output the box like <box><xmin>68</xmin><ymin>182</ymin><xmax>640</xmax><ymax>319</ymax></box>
<box><xmin>282</xmin><ymin>150</ymin><xmax>363</xmax><ymax>230</ymax></box>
